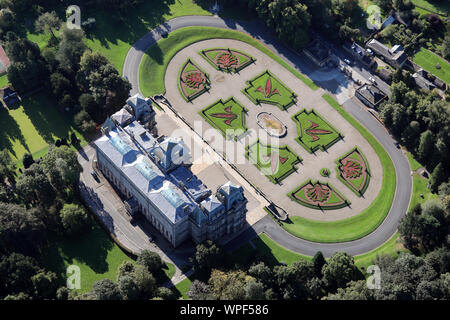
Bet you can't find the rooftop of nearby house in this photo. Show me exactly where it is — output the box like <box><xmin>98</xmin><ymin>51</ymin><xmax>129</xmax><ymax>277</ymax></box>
<box><xmin>356</xmin><ymin>83</ymin><xmax>387</xmax><ymax>106</ymax></box>
<box><xmin>367</xmin><ymin>39</ymin><xmax>408</xmax><ymax>66</ymax></box>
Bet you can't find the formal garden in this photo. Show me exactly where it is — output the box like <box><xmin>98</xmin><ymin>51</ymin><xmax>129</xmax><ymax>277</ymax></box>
<box><xmin>242</xmin><ymin>70</ymin><xmax>297</xmax><ymax>110</ymax></box>
<box><xmin>140</xmin><ymin>28</ymin><xmax>397</xmax><ymax>244</ymax></box>
<box><xmin>245</xmin><ymin>141</ymin><xmax>301</xmax><ymax>184</ymax></box>
<box><xmin>289</xmin><ymin>180</ymin><xmax>350</xmax><ymax>210</ymax></box>
<box><xmin>199</xmin><ymin>47</ymin><xmax>255</xmax><ymax>73</ymax></box>
<box><xmin>292</xmin><ymin>108</ymin><xmax>343</xmax><ymax>153</ymax></box>
<box><xmin>336</xmin><ymin>147</ymin><xmax>371</xmax><ymax>196</ymax></box>
<box><xmin>200</xmin><ymin>97</ymin><xmax>248</xmax><ymax>140</ymax></box>
<box><xmin>178</xmin><ymin>58</ymin><xmax>210</xmax><ymax>102</ymax></box>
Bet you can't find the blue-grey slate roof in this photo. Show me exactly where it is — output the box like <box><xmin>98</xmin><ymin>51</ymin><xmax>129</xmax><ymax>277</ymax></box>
<box><xmin>94</xmin><ymin>122</ymin><xmax>198</xmax><ymax>224</ymax></box>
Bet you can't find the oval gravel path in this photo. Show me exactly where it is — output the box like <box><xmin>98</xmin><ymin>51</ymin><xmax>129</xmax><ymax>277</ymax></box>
<box><xmin>123</xmin><ymin>15</ymin><xmax>412</xmax><ymax>257</ymax></box>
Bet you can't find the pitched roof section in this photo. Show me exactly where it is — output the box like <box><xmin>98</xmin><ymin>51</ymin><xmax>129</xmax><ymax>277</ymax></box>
<box><xmin>367</xmin><ymin>39</ymin><xmax>408</xmax><ymax>66</ymax></box>
<box><xmin>94</xmin><ymin>119</ymin><xmax>240</xmax><ymax>225</ymax></box>
<box><xmin>111</xmin><ymin>108</ymin><xmax>134</xmax><ymax>127</ymax></box>
<box><xmin>356</xmin><ymin>84</ymin><xmax>387</xmax><ymax>107</ymax></box>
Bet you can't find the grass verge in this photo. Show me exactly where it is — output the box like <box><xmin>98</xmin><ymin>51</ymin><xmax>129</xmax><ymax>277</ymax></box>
<box><xmin>413</xmin><ymin>48</ymin><xmax>450</xmax><ymax>84</ymax></box>
<box><xmin>278</xmin><ymin>94</ymin><xmax>396</xmax><ymax>242</ymax></box>
<box><xmin>234</xmin><ymin>233</ymin><xmax>406</xmax><ymax>271</ymax></box>
<box><xmin>406</xmin><ymin>152</ymin><xmax>438</xmax><ymax>210</ymax></box>
<box><xmin>353</xmin><ymin>233</ymin><xmax>408</xmax><ymax>270</ymax></box>
<box><xmin>139</xmin><ymin>26</ymin><xmax>318</xmax><ymax>96</ymax></box>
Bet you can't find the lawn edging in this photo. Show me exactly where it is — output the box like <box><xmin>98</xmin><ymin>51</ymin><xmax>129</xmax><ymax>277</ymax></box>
<box><xmin>198</xmin><ymin>47</ymin><xmax>256</xmax><ymax>73</ymax></box>
<box><xmin>334</xmin><ymin>146</ymin><xmax>371</xmax><ymax>197</ymax></box>
<box><xmin>177</xmin><ymin>58</ymin><xmax>211</xmax><ymax>102</ymax></box>
<box><xmin>292</xmin><ymin>108</ymin><xmax>344</xmax><ymax>153</ymax></box>
<box><xmin>139</xmin><ymin>26</ymin><xmax>318</xmax><ymax>97</ymax></box>
<box><xmin>288</xmin><ymin>179</ymin><xmax>350</xmax><ymax>210</ymax></box>
<box><xmin>279</xmin><ymin>94</ymin><xmax>396</xmax><ymax>243</ymax></box>
<box><xmin>199</xmin><ymin>97</ymin><xmax>248</xmax><ymax>140</ymax></box>
<box><xmin>245</xmin><ymin>140</ymin><xmax>301</xmax><ymax>184</ymax></box>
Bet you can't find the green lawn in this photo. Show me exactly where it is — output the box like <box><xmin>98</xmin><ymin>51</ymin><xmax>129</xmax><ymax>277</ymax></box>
<box><xmin>43</xmin><ymin>221</ymin><xmax>134</xmax><ymax>294</ymax></box>
<box><xmin>82</xmin><ymin>0</ymin><xmax>212</xmax><ymax>72</ymax></box>
<box><xmin>174</xmin><ymin>276</ymin><xmax>192</xmax><ymax>300</ymax></box>
<box><xmin>292</xmin><ymin>108</ymin><xmax>342</xmax><ymax>153</ymax></box>
<box><xmin>163</xmin><ymin>262</ymin><xmax>176</xmax><ymax>281</ymax></box>
<box><xmin>411</xmin><ymin>0</ymin><xmax>449</xmax><ymax>16</ymax></box>
<box><xmin>279</xmin><ymin>95</ymin><xmax>396</xmax><ymax>243</ymax></box>
<box><xmin>242</xmin><ymin>70</ymin><xmax>297</xmax><ymax>110</ymax></box>
<box><xmin>174</xmin><ymin>231</ymin><xmax>406</xmax><ymax>299</ymax></box>
<box><xmin>353</xmin><ymin>233</ymin><xmax>408</xmax><ymax>270</ymax></box>
<box><xmin>251</xmin><ymin>233</ymin><xmax>312</xmax><ymax>266</ymax></box>
<box><xmin>139</xmin><ymin>27</ymin><xmax>318</xmax><ymax>97</ymax></box>
<box><xmin>406</xmin><ymin>152</ymin><xmax>439</xmax><ymax>210</ymax></box>
<box><xmin>246</xmin><ymin>142</ymin><xmax>301</xmax><ymax>184</ymax></box>
<box><xmin>200</xmin><ymin>97</ymin><xmax>248</xmax><ymax>140</ymax></box>
<box><xmin>17</xmin><ymin>1</ymin><xmax>210</xmax><ymax>74</ymax></box>
<box><xmin>43</xmin><ymin>217</ymin><xmax>176</xmax><ymax>294</ymax></box>
<box><xmin>199</xmin><ymin>47</ymin><xmax>255</xmax><ymax>73</ymax></box>
<box><xmin>413</xmin><ymin>48</ymin><xmax>450</xmax><ymax>84</ymax></box>
<box><xmin>0</xmin><ymin>92</ymin><xmax>87</xmax><ymax>166</ymax></box>
<box><xmin>0</xmin><ymin>74</ymin><xmax>8</xmax><ymax>87</ymax></box>
<box><xmin>233</xmin><ymin>233</ymin><xmax>406</xmax><ymax>270</ymax></box>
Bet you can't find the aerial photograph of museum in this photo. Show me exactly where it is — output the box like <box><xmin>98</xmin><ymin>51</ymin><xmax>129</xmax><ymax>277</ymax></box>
<box><xmin>94</xmin><ymin>94</ymin><xmax>247</xmax><ymax>247</ymax></box>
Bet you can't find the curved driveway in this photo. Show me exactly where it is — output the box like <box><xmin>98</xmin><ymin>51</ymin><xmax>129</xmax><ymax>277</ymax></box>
<box><xmin>123</xmin><ymin>15</ymin><xmax>412</xmax><ymax>257</ymax></box>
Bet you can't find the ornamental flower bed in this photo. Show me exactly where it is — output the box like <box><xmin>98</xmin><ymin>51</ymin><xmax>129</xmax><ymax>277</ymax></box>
<box><xmin>320</xmin><ymin>168</ymin><xmax>330</xmax><ymax>177</ymax></box>
<box><xmin>292</xmin><ymin>108</ymin><xmax>343</xmax><ymax>153</ymax></box>
<box><xmin>200</xmin><ymin>48</ymin><xmax>255</xmax><ymax>73</ymax></box>
<box><xmin>200</xmin><ymin>97</ymin><xmax>248</xmax><ymax>140</ymax></box>
<box><xmin>242</xmin><ymin>70</ymin><xmax>297</xmax><ymax>111</ymax></box>
<box><xmin>178</xmin><ymin>59</ymin><xmax>210</xmax><ymax>102</ymax></box>
<box><xmin>336</xmin><ymin>147</ymin><xmax>371</xmax><ymax>196</ymax></box>
<box><xmin>289</xmin><ymin>180</ymin><xmax>350</xmax><ymax>210</ymax></box>
<box><xmin>245</xmin><ymin>140</ymin><xmax>301</xmax><ymax>184</ymax></box>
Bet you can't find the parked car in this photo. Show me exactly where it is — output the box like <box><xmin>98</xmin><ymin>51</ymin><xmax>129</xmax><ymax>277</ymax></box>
<box><xmin>367</xmin><ymin>48</ymin><xmax>374</xmax><ymax>56</ymax></box>
<box><xmin>368</xmin><ymin>76</ymin><xmax>376</xmax><ymax>84</ymax></box>
<box><xmin>91</xmin><ymin>170</ymin><xmax>99</xmax><ymax>182</ymax></box>
<box><xmin>344</xmin><ymin>58</ymin><xmax>351</xmax><ymax>65</ymax></box>
<box><xmin>394</xmin><ymin>142</ymin><xmax>400</xmax><ymax>149</ymax></box>
<box><xmin>161</xmin><ymin>31</ymin><xmax>168</xmax><ymax>38</ymax></box>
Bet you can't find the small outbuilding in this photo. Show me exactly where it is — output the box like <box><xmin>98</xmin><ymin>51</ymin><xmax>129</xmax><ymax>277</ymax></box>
<box><xmin>355</xmin><ymin>84</ymin><xmax>387</xmax><ymax>109</ymax></box>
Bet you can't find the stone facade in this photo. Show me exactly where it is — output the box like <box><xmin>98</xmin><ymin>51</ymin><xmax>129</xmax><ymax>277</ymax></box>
<box><xmin>94</xmin><ymin>94</ymin><xmax>247</xmax><ymax>247</ymax></box>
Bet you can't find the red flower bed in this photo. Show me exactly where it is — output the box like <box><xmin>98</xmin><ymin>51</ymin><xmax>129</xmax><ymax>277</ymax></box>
<box><xmin>336</xmin><ymin>148</ymin><xmax>371</xmax><ymax>196</ymax></box>
<box><xmin>179</xmin><ymin>59</ymin><xmax>210</xmax><ymax>101</ymax></box>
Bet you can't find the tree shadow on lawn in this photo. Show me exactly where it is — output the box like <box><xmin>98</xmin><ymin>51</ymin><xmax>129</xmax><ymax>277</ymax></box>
<box><xmin>84</xmin><ymin>0</ymin><xmax>174</xmax><ymax>50</ymax></box>
<box><xmin>230</xmin><ymin>236</ymin><xmax>290</xmax><ymax>269</ymax></box>
<box><xmin>144</xmin><ymin>37</ymin><xmax>164</xmax><ymax>65</ymax></box>
<box><xmin>0</xmin><ymin>107</ymin><xmax>30</xmax><ymax>159</ymax></box>
<box><xmin>42</xmin><ymin>219</ymin><xmax>115</xmax><ymax>280</ymax></box>
<box><xmin>20</xmin><ymin>93</ymin><xmax>76</xmax><ymax>145</ymax></box>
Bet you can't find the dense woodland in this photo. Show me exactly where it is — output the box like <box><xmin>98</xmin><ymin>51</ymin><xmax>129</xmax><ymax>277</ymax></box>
<box><xmin>0</xmin><ymin>0</ymin><xmax>449</xmax><ymax>300</ymax></box>
<box><xmin>195</xmin><ymin>0</ymin><xmax>449</xmax><ymax>55</ymax></box>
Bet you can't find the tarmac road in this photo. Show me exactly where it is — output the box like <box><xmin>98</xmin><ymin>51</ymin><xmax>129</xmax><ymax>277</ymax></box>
<box><xmin>122</xmin><ymin>15</ymin><xmax>412</xmax><ymax>257</ymax></box>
